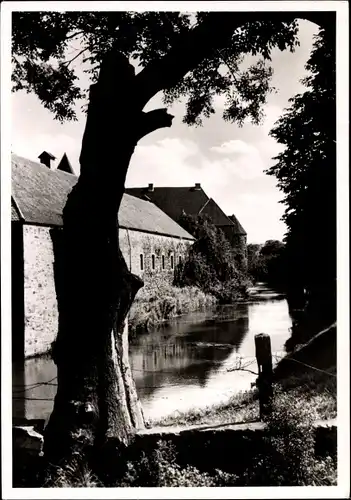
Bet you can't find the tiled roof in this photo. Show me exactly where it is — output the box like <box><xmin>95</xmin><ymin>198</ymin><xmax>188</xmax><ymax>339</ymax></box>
<box><xmin>11</xmin><ymin>154</ymin><xmax>194</xmax><ymax>240</ymax></box>
<box><xmin>228</xmin><ymin>214</ymin><xmax>247</xmax><ymax>235</ymax></box>
<box><xmin>11</xmin><ymin>198</ymin><xmax>21</xmax><ymax>221</ymax></box>
<box><xmin>12</xmin><ymin>154</ymin><xmax>76</xmax><ymax>226</ymax></box>
<box><xmin>125</xmin><ymin>187</ymin><xmax>209</xmax><ymax>222</ymax></box>
<box><xmin>125</xmin><ymin>186</ymin><xmax>246</xmax><ymax>235</ymax></box>
<box><xmin>199</xmin><ymin>198</ymin><xmax>234</xmax><ymax>226</ymax></box>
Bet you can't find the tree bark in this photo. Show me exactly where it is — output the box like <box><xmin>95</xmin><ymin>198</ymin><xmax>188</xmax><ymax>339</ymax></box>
<box><xmin>43</xmin><ymin>52</ymin><xmax>173</xmax><ymax>472</ymax></box>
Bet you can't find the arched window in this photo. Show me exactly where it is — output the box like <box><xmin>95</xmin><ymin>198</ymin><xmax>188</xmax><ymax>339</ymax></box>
<box><xmin>140</xmin><ymin>254</ymin><xmax>144</xmax><ymax>271</ymax></box>
<box><xmin>170</xmin><ymin>254</ymin><xmax>174</xmax><ymax>270</ymax></box>
<box><xmin>162</xmin><ymin>255</ymin><xmax>165</xmax><ymax>270</ymax></box>
<box><xmin>152</xmin><ymin>254</ymin><xmax>155</xmax><ymax>270</ymax></box>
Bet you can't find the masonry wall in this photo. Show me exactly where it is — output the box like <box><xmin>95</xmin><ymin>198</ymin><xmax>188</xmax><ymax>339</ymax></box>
<box><xmin>21</xmin><ymin>225</ymin><xmax>193</xmax><ymax>357</ymax></box>
<box><xmin>119</xmin><ymin>228</ymin><xmax>193</xmax><ymax>289</ymax></box>
<box><xmin>23</xmin><ymin>225</ymin><xmax>59</xmax><ymax>357</ymax></box>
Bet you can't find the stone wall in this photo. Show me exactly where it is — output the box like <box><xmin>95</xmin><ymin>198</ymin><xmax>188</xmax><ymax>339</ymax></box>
<box><xmin>23</xmin><ymin>225</ymin><xmax>59</xmax><ymax>357</ymax></box>
<box><xmin>21</xmin><ymin>225</ymin><xmax>193</xmax><ymax>357</ymax></box>
<box><xmin>119</xmin><ymin>228</ymin><xmax>193</xmax><ymax>288</ymax></box>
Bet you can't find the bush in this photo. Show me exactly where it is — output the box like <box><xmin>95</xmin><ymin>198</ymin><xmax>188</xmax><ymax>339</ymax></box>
<box><xmin>175</xmin><ymin>214</ymin><xmax>250</xmax><ymax>303</ymax></box>
<box><xmin>239</xmin><ymin>387</ymin><xmax>337</xmax><ymax>486</ymax></box>
<box><xmin>118</xmin><ymin>440</ymin><xmax>219</xmax><ymax>487</ymax></box>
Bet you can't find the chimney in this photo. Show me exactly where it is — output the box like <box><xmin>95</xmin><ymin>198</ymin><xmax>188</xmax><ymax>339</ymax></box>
<box><xmin>148</xmin><ymin>183</ymin><xmax>154</xmax><ymax>192</ymax></box>
<box><xmin>38</xmin><ymin>151</ymin><xmax>56</xmax><ymax>169</ymax></box>
<box><xmin>194</xmin><ymin>183</ymin><xmax>201</xmax><ymax>190</ymax></box>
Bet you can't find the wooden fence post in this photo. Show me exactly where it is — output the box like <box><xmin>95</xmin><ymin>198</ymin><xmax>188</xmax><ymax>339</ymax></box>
<box><xmin>254</xmin><ymin>333</ymin><xmax>273</xmax><ymax>420</ymax></box>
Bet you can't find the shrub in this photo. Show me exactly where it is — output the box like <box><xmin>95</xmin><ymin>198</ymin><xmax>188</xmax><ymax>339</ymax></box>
<box><xmin>239</xmin><ymin>386</ymin><xmax>337</xmax><ymax>486</ymax></box>
<box><xmin>118</xmin><ymin>440</ymin><xmax>218</xmax><ymax>487</ymax></box>
<box><xmin>43</xmin><ymin>457</ymin><xmax>101</xmax><ymax>488</ymax></box>
<box><xmin>175</xmin><ymin>214</ymin><xmax>250</xmax><ymax>303</ymax></box>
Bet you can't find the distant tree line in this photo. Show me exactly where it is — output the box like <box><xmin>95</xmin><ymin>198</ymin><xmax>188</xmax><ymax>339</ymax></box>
<box><xmin>266</xmin><ymin>25</ymin><xmax>336</xmax><ymax>346</ymax></box>
<box><xmin>247</xmin><ymin>240</ymin><xmax>287</xmax><ymax>288</ymax></box>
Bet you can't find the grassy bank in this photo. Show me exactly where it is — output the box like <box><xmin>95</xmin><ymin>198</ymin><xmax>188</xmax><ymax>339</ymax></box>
<box><xmin>41</xmin><ymin>381</ymin><xmax>337</xmax><ymax>488</ymax></box>
<box><xmin>16</xmin><ymin>370</ymin><xmax>337</xmax><ymax>488</ymax></box>
<box><xmin>149</xmin><ymin>369</ymin><xmax>336</xmax><ymax>428</ymax></box>
<box><xmin>128</xmin><ymin>283</ymin><xmax>217</xmax><ymax>335</ymax></box>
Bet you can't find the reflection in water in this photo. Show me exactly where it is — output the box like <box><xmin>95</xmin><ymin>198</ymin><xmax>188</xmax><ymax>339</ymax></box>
<box><xmin>130</xmin><ymin>303</ymin><xmax>249</xmax><ymax>396</ymax></box>
<box><xmin>12</xmin><ymin>290</ymin><xmax>292</xmax><ymax>423</ymax></box>
<box><xmin>12</xmin><ymin>354</ymin><xmax>57</xmax><ymax>422</ymax></box>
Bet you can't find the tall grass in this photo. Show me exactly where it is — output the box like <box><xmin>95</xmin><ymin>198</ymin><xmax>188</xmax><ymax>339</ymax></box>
<box><xmin>150</xmin><ymin>373</ymin><xmax>336</xmax><ymax>429</ymax></box>
<box><xmin>129</xmin><ymin>283</ymin><xmax>217</xmax><ymax>334</ymax></box>
<box><xmin>118</xmin><ymin>388</ymin><xmax>337</xmax><ymax>487</ymax></box>
<box><xmin>239</xmin><ymin>387</ymin><xmax>337</xmax><ymax>486</ymax></box>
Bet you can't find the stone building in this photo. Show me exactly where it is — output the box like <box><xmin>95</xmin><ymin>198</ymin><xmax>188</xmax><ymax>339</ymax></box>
<box><xmin>11</xmin><ymin>154</ymin><xmax>194</xmax><ymax>359</ymax></box>
<box><xmin>125</xmin><ymin>183</ymin><xmax>247</xmax><ymax>261</ymax></box>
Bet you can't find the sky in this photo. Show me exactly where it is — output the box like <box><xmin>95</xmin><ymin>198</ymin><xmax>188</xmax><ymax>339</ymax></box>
<box><xmin>11</xmin><ymin>19</ymin><xmax>318</xmax><ymax>244</ymax></box>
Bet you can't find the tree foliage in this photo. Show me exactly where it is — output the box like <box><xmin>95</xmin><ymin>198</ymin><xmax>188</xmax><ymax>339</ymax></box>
<box><xmin>175</xmin><ymin>213</ymin><xmax>249</xmax><ymax>303</ymax></box>
<box><xmin>266</xmin><ymin>25</ymin><xmax>336</xmax><ymax>313</ymax></box>
<box><xmin>12</xmin><ymin>11</ymin><xmax>303</xmax><ymax>124</ymax></box>
<box><xmin>247</xmin><ymin>240</ymin><xmax>287</xmax><ymax>286</ymax></box>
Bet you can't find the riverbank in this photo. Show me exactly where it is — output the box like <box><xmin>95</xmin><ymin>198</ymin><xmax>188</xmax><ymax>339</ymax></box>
<box><xmin>128</xmin><ymin>281</ymin><xmax>285</xmax><ymax>335</ymax></box>
<box><xmin>150</xmin><ymin>368</ymin><xmax>336</xmax><ymax>428</ymax></box>
<box><xmin>13</xmin><ymin>367</ymin><xmax>337</xmax><ymax>489</ymax></box>
<box><xmin>128</xmin><ymin>284</ymin><xmax>217</xmax><ymax>335</ymax></box>
<box><xmin>148</xmin><ymin>317</ymin><xmax>337</xmax><ymax>429</ymax></box>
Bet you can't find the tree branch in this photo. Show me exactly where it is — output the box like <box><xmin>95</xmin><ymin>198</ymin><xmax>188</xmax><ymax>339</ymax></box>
<box><xmin>63</xmin><ymin>48</ymin><xmax>88</xmax><ymax>67</ymax></box>
<box><xmin>136</xmin><ymin>108</ymin><xmax>174</xmax><ymax>141</ymax></box>
<box><xmin>226</xmin><ymin>356</ymin><xmax>259</xmax><ymax>376</ymax></box>
<box><xmin>135</xmin><ymin>11</ymin><xmax>331</xmax><ymax>110</ymax></box>
<box><xmin>217</xmin><ymin>49</ymin><xmax>240</xmax><ymax>84</ymax></box>
<box><xmin>66</xmin><ymin>30</ymin><xmax>86</xmax><ymax>40</ymax></box>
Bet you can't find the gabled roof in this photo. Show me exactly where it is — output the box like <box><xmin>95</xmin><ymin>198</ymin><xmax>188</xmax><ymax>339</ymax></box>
<box><xmin>125</xmin><ymin>186</ymin><xmax>246</xmax><ymax>235</ymax></box>
<box><xmin>12</xmin><ymin>154</ymin><xmax>76</xmax><ymax>226</ymax></box>
<box><xmin>125</xmin><ymin>186</ymin><xmax>209</xmax><ymax>223</ymax></box>
<box><xmin>11</xmin><ymin>154</ymin><xmax>194</xmax><ymax>240</ymax></box>
<box><xmin>57</xmin><ymin>153</ymin><xmax>75</xmax><ymax>175</ymax></box>
<box><xmin>228</xmin><ymin>214</ymin><xmax>247</xmax><ymax>236</ymax></box>
<box><xmin>199</xmin><ymin>198</ymin><xmax>234</xmax><ymax>226</ymax></box>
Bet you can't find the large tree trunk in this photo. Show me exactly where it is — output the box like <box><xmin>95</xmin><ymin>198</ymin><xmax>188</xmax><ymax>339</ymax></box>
<box><xmin>43</xmin><ymin>52</ymin><xmax>173</xmax><ymax>474</ymax></box>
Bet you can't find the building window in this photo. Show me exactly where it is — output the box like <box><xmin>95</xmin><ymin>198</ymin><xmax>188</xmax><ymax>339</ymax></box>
<box><xmin>140</xmin><ymin>254</ymin><xmax>144</xmax><ymax>271</ymax></box>
<box><xmin>179</xmin><ymin>255</ymin><xmax>182</xmax><ymax>266</ymax></box>
<box><xmin>171</xmin><ymin>254</ymin><xmax>174</xmax><ymax>270</ymax></box>
<box><xmin>162</xmin><ymin>255</ymin><xmax>165</xmax><ymax>270</ymax></box>
<box><xmin>152</xmin><ymin>254</ymin><xmax>155</xmax><ymax>270</ymax></box>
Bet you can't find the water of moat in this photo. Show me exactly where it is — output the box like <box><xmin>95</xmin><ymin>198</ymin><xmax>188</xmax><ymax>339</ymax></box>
<box><xmin>12</xmin><ymin>284</ymin><xmax>292</xmax><ymax>423</ymax></box>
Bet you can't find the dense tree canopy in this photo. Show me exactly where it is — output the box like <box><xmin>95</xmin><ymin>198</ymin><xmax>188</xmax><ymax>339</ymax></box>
<box><xmin>247</xmin><ymin>240</ymin><xmax>287</xmax><ymax>286</ymax></box>
<box><xmin>12</xmin><ymin>11</ymin><xmax>317</xmax><ymax>125</ymax></box>
<box><xmin>266</xmin><ymin>25</ymin><xmax>336</xmax><ymax>311</ymax></box>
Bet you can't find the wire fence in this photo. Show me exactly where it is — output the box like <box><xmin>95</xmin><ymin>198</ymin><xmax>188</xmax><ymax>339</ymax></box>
<box><xmin>12</xmin><ymin>344</ymin><xmax>335</xmax><ymax>403</ymax></box>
